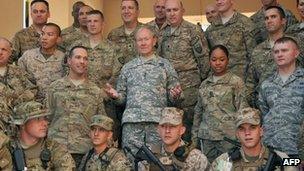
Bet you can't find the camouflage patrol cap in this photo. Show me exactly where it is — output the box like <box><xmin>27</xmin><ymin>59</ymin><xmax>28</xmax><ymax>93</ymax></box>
<box><xmin>236</xmin><ymin>107</ymin><xmax>261</xmax><ymax>128</ymax></box>
<box><xmin>12</xmin><ymin>101</ymin><xmax>50</xmax><ymax>125</ymax></box>
<box><xmin>159</xmin><ymin>107</ymin><xmax>183</xmax><ymax>125</ymax></box>
<box><xmin>90</xmin><ymin>115</ymin><xmax>113</xmax><ymax>131</ymax></box>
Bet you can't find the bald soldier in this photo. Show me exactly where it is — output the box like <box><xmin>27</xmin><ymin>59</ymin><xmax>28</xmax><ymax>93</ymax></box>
<box><xmin>158</xmin><ymin>0</ymin><xmax>210</xmax><ymax>142</ymax></box>
<box><xmin>147</xmin><ymin>0</ymin><xmax>167</xmax><ymax>36</ymax></box>
<box><xmin>205</xmin><ymin>3</ymin><xmax>219</xmax><ymax>24</ymax></box>
<box><xmin>0</xmin><ymin>37</ymin><xmax>36</xmax><ymax>122</ymax></box>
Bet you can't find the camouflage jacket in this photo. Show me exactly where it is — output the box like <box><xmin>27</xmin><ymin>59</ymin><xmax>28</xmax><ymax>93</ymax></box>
<box><xmin>47</xmin><ymin>77</ymin><xmax>106</xmax><ymax>154</ymax></box>
<box><xmin>212</xmin><ymin>146</ymin><xmax>298</xmax><ymax>171</ymax></box>
<box><xmin>79</xmin><ymin>147</ymin><xmax>131</xmax><ymax>171</ymax></box>
<box><xmin>250</xmin><ymin>5</ymin><xmax>298</xmax><ymax>44</ymax></box>
<box><xmin>192</xmin><ymin>72</ymin><xmax>248</xmax><ymax>141</ymax></box>
<box><xmin>11</xmin><ymin>25</ymin><xmax>41</xmax><ymax>63</ymax></box>
<box><xmin>141</xmin><ymin>140</ymin><xmax>210</xmax><ymax>171</ymax></box>
<box><xmin>258</xmin><ymin>67</ymin><xmax>304</xmax><ymax>155</ymax></box>
<box><xmin>14</xmin><ymin>138</ymin><xmax>75</xmax><ymax>171</ymax></box>
<box><xmin>59</xmin><ymin>26</ymin><xmax>87</xmax><ymax>52</ymax></box>
<box><xmin>206</xmin><ymin>11</ymin><xmax>256</xmax><ymax>80</ymax></box>
<box><xmin>18</xmin><ymin>48</ymin><xmax>65</xmax><ymax>102</ymax></box>
<box><xmin>286</xmin><ymin>22</ymin><xmax>304</xmax><ymax>67</ymax></box>
<box><xmin>158</xmin><ymin>19</ymin><xmax>210</xmax><ymax>82</ymax></box>
<box><xmin>69</xmin><ymin>37</ymin><xmax>122</xmax><ymax>87</ymax></box>
<box><xmin>107</xmin><ymin>22</ymin><xmax>144</xmax><ymax>65</ymax></box>
<box><xmin>246</xmin><ymin>38</ymin><xmax>276</xmax><ymax>107</ymax></box>
<box><xmin>146</xmin><ymin>19</ymin><xmax>166</xmax><ymax>39</ymax></box>
<box><xmin>0</xmin><ymin>131</ymin><xmax>12</xmax><ymax>171</ymax></box>
<box><xmin>0</xmin><ymin>65</ymin><xmax>36</xmax><ymax>121</ymax></box>
<box><xmin>115</xmin><ymin>55</ymin><xmax>181</xmax><ymax>124</ymax></box>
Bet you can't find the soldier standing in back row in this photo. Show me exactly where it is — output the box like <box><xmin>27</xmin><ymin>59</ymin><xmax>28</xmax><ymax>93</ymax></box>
<box><xmin>206</xmin><ymin>0</ymin><xmax>256</xmax><ymax>81</ymax></box>
<box><xmin>107</xmin><ymin>0</ymin><xmax>144</xmax><ymax>66</ymax></box>
<box><xmin>10</xmin><ymin>101</ymin><xmax>75</xmax><ymax>170</ymax></box>
<box><xmin>158</xmin><ymin>0</ymin><xmax>210</xmax><ymax>142</ymax></box>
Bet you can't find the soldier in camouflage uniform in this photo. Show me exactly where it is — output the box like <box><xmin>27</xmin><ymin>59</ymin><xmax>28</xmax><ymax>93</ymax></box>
<box><xmin>0</xmin><ymin>130</ymin><xmax>12</xmax><ymax>171</ymax></box>
<box><xmin>47</xmin><ymin>46</ymin><xmax>107</xmax><ymax>167</ymax></box>
<box><xmin>104</xmin><ymin>27</ymin><xmax>182</xmax><ymax>157</ymax></box>
<box><xmin>70</xmin><ymin>10</ymin><xmax>122</xmax><ymax>144</ymax></box>
<box><xmin>212</xmin><ymin>107</ymin><xmax>298</xmax><ymax>171</ymax></box>
<box><xmin>18</xmin><ymin>23</ymin><xmax>65</xmax><ymax>103</ymax></box>
<box><xmin>246</xmin><ymin>6</ymin><xmax>287</xmax><ymax>108</ymax></box>
<box><xmin>59</xmin><ymin>5</ymin><xmax>93</xmax><ymax>52</ymax></box>
<box><xmin>158</xmin><ymin>0</ymin><xmax>210</xmax><ymax>142</ymax></box>
<box><xmin>0</xmin><ymin>37</ymin><xmax>36</xmax><ymax>123</ymax></box>
<box><xmin>79</xmin><ymin>115</ymin><xmax>131</xmax><ymax>171</ymax></box>
<box><xmin>107</xmin><ymin>0</ymin><xmax>144</xmax><ymax>66</ymax></box>
<box><xmin>11</xmin><ymin>0</ymin><xmax>50</xmax><ymax>63</ymax></box>
<box><xmin>10</xmin><ymin>101</ymin><xmax>75</xmax><ymax>170</ymax></box>
<box><xmin>141</xmin><ymin>107</ymin><xmax>210</xmax><ymax>171</ymax></box>
<box><xmin>205</xmin><ymin>3</ymin><xmax>219</xmax><ymax>24</ymax></box>
<box><xmin>285</xmin><ymin>0</ymin><xmax>304</xmax><ymax>67</ymax></box>
<box><xmin>192</xmin><ymin>45</ymin><xmax>248</xmax><ymax>162</ymax></box>
<box><xmin>258</xmin><ymin>37</ymin><xmax>304</xmax><ymax>159</ymax></box>
<box><xmin>206</xmin><ymin>0</ymin><xmax>256</xmax><ymax>81</ymax></box>
<box><xmin>61</xmin><ymin>1</ymin><xmax>85</xmax><ymax>36</ymax></box>
<box><xmin>147</xmin><ymin>0</ymin><xmax>166</xmax><ymax>38</ymax></box>
<box><xmin>250</xmin><ymin>0</ymin><xmax>298</xmax><ymax>44</ymax></box>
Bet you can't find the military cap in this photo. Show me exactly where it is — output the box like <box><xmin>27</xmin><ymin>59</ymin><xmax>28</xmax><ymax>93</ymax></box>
<box><xmin>12</xmin><ymin>101</ymin><xmax>50</xmax><ymax>125</ymax></box>
<box><xmin>159</xmin><ymin>107</ymin><xmax>183</xmax><ymax>125</ymax></box>
<box><xmin>90</xmin><ymin>115</ymin><xmax>114</xmax><ymax>131</ymax></box>
<box><xmin>236</xmin><ymin>107</ymin><xmax>261</xmax><ymax>128</ymax></box>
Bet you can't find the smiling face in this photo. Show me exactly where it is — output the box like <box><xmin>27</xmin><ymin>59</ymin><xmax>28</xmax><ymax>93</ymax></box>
<box><xmin>298</xmin><ymin>0</ymin><xmax>304</xmax><ymax>20</ymax></box>
<box><xmin>215</xmin><ymin>0</ymin><xmax>233</xmax><ymax>14</ymax></box>
<box><xmin>68</xmin><ymin>47</ymin><xmax>88</xmax><ymax>76</ymax></box>
<box><xmin>121</xmin><ymin>0</ymin><xmax>139</xmax><ymax>24</ymax></box>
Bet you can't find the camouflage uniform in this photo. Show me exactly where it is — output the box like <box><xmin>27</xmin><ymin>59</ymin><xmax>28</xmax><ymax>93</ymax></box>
<box><xmin>0</xmin><ymin>131</ymin><xmax>12</xmax><ymax>171</ymax></box>
<box><xmin>18</xmin><ymin>48</ymin><xmax>65</xmax><ymax>102</ymax></box>
<box><xmin>212</xmin><ymin>146</ymin><xmax>298</xmax><ymax>171</ymax></box>
<box><xmin>79</xmin><ymin>115</ymin><xmax>131</xmax><ymax>171</ymax></box>
<box><xmin>213</xmin><ymin>107</ymin><xmax>298</xmax><ymax>171</ymax></box>
<box><xmin>147</xmin><ymin>20</ymin><xmax>166</xmax><ymax>39</ymax></box>
<box><xmin>250</xmin><ymin>5</ymin><xmax>298</xmax><ymax>44</ymax></box>
<box><xmin>206</xmin><ymin>11</ymin><xmax>256</xmax><ymax>80</ymax></box>
<box><xmin>10</xmin><ymin>101</ymin><xmax>76</xmax><ymax>170</ymax></box>
<box><xmin>11</xmin><ymin>25</ymin><xmax>41</xmax><ymax>63</ymax></box>
<box><xmin>47</xmin><ymin>77</ymin><xmax>107</xmax><ymax>155</ymax></box>
<box><xmin>158</xmin><ymin>19</ymin><xmax>210</xmax><ymax>141</ymax></box>
<box><xmin>115</xmin><ymin>55</ymin><xmax>181</xmax><ymax>154</ymax></box>
<box><xmin>258</xmin><ymin>67</ymin><xmax>304</xmax><ymax>156</ymax></box>
<box><xmin>0</xmin><ymin>65</ymin><xmax>36</xmax><ymax>122</ymax></box>
<box><xmin>107</xmin><ymin>22</ymin><xmax>144</xmax><ymax>65</ymax></box>
<box><xmin>59</xmin><ymin>27</ymin><xmax>87</xmax><ymax>52</ymax></box>
<box><xmin>246</xmin><ymin>38</ymin><xmax>276</xmax><ymax>107</ymax></box>
<box><xmin>192</xmin><ymin>72</ymin><xmax>248</xmax><ymax>162</ymax></box>
<box><xmin>286</xmin><ymin>22</ymin><xmax>304</xmax><ymax>67</ymax></box>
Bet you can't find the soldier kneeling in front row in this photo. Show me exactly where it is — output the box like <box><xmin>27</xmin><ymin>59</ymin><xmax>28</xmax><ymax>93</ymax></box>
<box><xmin>212</xmin><ymin>107</ymin><xmax>298</xmax><ymax>171</ymax></box>
<box><xmin>79</xmin><ymin>115</ymin><xmax>131</xmax><ymax>171</ymax></box>
<box><xmin>9</xmin><ymin>101</ymin><xmax>75</xmax><ymax>170</ymax></box>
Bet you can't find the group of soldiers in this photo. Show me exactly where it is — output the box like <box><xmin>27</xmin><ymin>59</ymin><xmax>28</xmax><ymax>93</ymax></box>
<box><xmin>0</xmin><ymin>0</ymin><xmax>303</xmax><ymax>170</ymax></box>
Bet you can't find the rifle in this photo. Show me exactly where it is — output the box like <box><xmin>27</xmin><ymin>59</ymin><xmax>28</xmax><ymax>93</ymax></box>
<box><xmin>224</xmin><ymin>137</ymin><xmax>241</xmax><ymax>148</ymax></box>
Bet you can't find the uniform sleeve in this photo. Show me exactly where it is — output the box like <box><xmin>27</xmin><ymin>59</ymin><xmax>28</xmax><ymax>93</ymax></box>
<box><xmin>11</xmin><ymin>33</ymin><xmax>21</xmax><ymax>63</ymax></box>
<box><xmin>190</xmin><ymin>27</ymin><xmax>210</xmax><ymax>81</ymax></box>
<box><xmin>0</xmin><ymin>132</ymin><xmax>12</xmax><ymax>171</ymax></box>
<box><xmin>14</xmin><ymin>69</ymin><xmax>37</xmax><ymax>105</ymax></box>
<box><xmin>108</xmin><ymin>45</ymin><xmax>123</xmax><ymax>85</ymax></box>
<box><xmin>257</xmin><ymin>83</ymin><xmax>269</xmax><ymax>117</ymax></box>
<box><xmin>46</xmin><ymin>84</ymin><xmax>56</xmax><ymax>121</ymax></box>
<box><xmin>166</xmin><ymin>61</ymin><xmax>183</xmax><ymax>105</ymax></box>
<box><xmin>114</xmin><ymin>68</ymin><xmax>127</xmax><ymax>105</ymax></box>
<box><xmin>234</xmin><ymin>78</ymin><xmax>249</xmax><ymax>110</ymax></box>
<box><xmin>108</xmin><ymin>151</ymin><xmax>132</xmax><ymax>171</ymax></box>
<box><xmin>97</xmin><ymin>90</ymin><xmax>107</xmax><ymax>116</ymax></box>
<box><xmin>51</xmin><ymin>141</ymin><xmax>76</xmax><ymax>171</ymax></box>
<box><xmin>191</xmin><ymin>92</ymin><xmax>203</xmax><ymax>145</ymax></box>
<box><xmin>245</xmin><ymin>61</ymin><xmax>258</xmax><ymax>108</ymax></box>
<box><xmin>184</xmin><ymin>149</ymin><xmax>210</xmax><ymax>171</ymax></box>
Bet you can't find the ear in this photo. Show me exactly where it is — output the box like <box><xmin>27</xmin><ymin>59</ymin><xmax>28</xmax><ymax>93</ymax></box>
<box><xmin>56</xmin><ymin>37</ymin><xmax>62</xmax><ymax>44</ymax></box>
<box><xmin>235</xmin><ymin>129</ymin><xmax>240</xmax><ymax>140</ymax></box>
<box><xmin>67</xmin><ymin>57</ymin><xmax>71</xmax><ymax>66</ymax></box>
<box><xmin>179</xmin><ymin>125</ymin><xmax>186</xmax><ymax>136</ymax></box>
<box><xmin>108</xmin><ymin>131</ymin><xmax>113</xmax><ymax>140</ymax></box>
